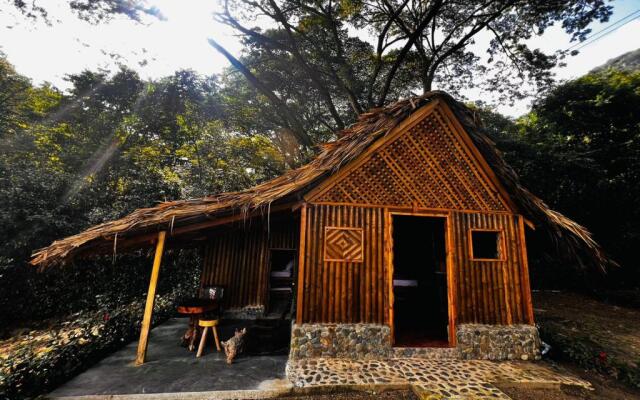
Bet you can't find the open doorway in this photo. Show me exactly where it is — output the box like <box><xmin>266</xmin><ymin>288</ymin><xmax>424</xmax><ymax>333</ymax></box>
<box><xmin>267</xmin><ymin>249</ymin><xmax>296</xmax><ymax>318</ymax></box>
<box><xmin>392</xmin><ymin>215</ymin><xmax>449</xmax><ymax>347</ymax></box>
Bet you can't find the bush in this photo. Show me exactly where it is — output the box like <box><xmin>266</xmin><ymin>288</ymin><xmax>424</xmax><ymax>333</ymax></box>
<box><xmin>0</xmin><ymin>250</ymin><xmax>200</xmax><ymax>336</ymax></box>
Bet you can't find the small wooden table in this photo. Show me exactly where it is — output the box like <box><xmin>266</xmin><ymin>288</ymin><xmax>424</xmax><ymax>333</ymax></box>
<box><xmin>177</xmin><ymin>299</ymin><xmax>219</xmax><ymax>351</ymax></box>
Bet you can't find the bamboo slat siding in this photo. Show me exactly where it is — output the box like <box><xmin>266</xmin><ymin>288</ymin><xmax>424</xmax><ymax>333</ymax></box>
<box><xmin>268</xmin><ymin>219</ymin><xmax>299</xmax><ymax>249</ymax></box>
<box><xmin>202</xmin><ymin>219</ymin><xmax>298</xmax><ymax>309</ymax></box>
<box><xmin>451</xmin><ymin>211</ymin><xmax>531</xmax><ymax>325</ymax></box>
<box><xmin>313</xmin><ymin>108</ymin><xmax>508</xmax><ymax>212</ymax></box>
<box><xmin>298</xmin><ymin>206</ymin><xmax>533</xmax><ymax>327</ymax></box>
<box><xmin>300</xmin><ymin>204</ymin><xmax>386</xmax><ymax>324</ymax></box>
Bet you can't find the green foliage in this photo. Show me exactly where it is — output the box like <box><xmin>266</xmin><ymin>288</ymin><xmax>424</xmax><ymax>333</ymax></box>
<box><xmin>0</xmin><ymin>57</ymin><xmax>285</xmax><ymax>334</ymax></box>
<box><xmin>0</xmin><ymin>55</ymin><xmax>32</xmax><ymax>137</ymax></box>
<box><xmin>0</xmin><ymin>60</ymin><xmax>287</xmax><ymax>267</ymax></box>
<box><xmin>518</xmin><ymin>70</ymin><xmax>640</xmax><ymax>284</ymax></box>
<box><xmin>0</xmin><ymin>251</ymin><xmax>199</xmax><ymax>327</ymax></box>
<box><xmin>475</xmin><ymin>69</ymin><xmax>640</xmax><ymax>286</ymax></box>
<box><xmin>0</xmin><ymin>297</ymin><xmax>178</xmax><ymax>400</ymax></box>
<box><xmin>538</xmin><ymin>315</ymin><xmax>640</xmax><ymax>389</ymax></box>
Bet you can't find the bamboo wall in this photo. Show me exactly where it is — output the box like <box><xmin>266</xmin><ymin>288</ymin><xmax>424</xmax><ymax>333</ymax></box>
<box><xmin>298</xmin><ymin>204</ymin><xmax>533</xmax><ymax>327</ymax></box>
<box><xmin>299</xmin><ymin>204</ymin><xmax>387</xmax><ymax>323</ymax></box>
<box><xmin>201</xmin><ymin>217</ymin><xmax>298</xmax><ymax>309</ymax></box>
<box><xmin>451</xmin><ymin>211</ymin><xmax>532</xmax><ymax>325</ymax></box>
<box><xmin>199</xmin><ymin>206</ymin><xmax>533</xmax><ymax>326</ymax></box>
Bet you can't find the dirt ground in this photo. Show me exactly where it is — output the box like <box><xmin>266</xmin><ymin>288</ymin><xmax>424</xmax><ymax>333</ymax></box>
<box><xmin>277</xmin><ymin>389</ymin><xmax>417</xmax><ymax>400</ymax></box>
<box><xmin>533</xmin><ymin>291</ymin><xmax>640</xmax><ymax>371</ymax></box>
<box><xmin>497</xmin><ymin>360</ymin><xmax>640</xmax><ymax>399</ymax></box>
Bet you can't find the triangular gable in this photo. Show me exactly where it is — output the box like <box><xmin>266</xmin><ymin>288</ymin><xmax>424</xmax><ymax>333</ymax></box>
<box><xmin>306</xmin><ymin>100</ymin><xmax>514</xmax><ymax>212</ymax></box>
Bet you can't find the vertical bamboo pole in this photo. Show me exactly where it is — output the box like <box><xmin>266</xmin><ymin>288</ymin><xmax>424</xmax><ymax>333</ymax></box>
<box><xmin>445</xmin><ymin>211</ymin><xmax>457</xmax><ymax>346</ymax></box>
<box><xmin>518</xmin><ymin>216</ymin><xmax>535</xmax><ymax>324</ymax></box>
<box><xmin>384</xmin><ymin>209</ymin><xmax>394</xmax><ymax>344</ymax></box>
<box><xmin>135</xmin><ymin>231</ymin><xmax>166</xmax><ymax>366</ymax></box>
<box><xmin>296</xmin><ymin>204</ymin><xmax>307</xmax><ymax>324</ymax></box>
<box><xmin>501</xmin><ymin>215</ymin><xmax>514</xmax><ymax>325</ymax></box>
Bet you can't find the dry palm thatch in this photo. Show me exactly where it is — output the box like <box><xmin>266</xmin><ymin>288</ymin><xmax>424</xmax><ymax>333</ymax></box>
<box><xmin>31</xmin><ymin>91</ymin><xmax>610</xmax><ymax>270</ymax></box>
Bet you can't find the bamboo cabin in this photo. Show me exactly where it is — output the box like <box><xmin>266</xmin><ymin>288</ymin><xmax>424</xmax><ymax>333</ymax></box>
<box><xmin>31</xmin><ymin>92</ymin><xmax>607</xmax><ymax>362</ymax></box>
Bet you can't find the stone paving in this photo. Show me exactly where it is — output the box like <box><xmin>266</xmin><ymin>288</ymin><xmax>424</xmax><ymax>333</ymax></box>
<box><xmin>286</xmin><ymin>358</ymin><xmax>592</xmax><ymax>399</ymax></box>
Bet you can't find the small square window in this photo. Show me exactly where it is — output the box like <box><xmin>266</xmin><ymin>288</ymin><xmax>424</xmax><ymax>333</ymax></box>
<box><xmin>470</xmin><ymin>230</ymin><xmax>503</xmax><ymax>261</ymax></box>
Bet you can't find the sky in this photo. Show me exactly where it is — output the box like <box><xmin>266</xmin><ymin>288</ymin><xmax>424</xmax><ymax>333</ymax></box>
<box><xmin>1</xmin><ymin>0</ymin><xmax>639</xmax><ymax>117</ymax></box>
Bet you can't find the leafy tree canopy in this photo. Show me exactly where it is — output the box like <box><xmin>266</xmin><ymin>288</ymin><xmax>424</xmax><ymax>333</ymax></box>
<box><xmin>0</xmin><ymin>58</ymin><xmax>285</xmax><ymax>266</ymax></box>
<box><xmin>11</xmin><ymin>0</ymin><xmax>164</xmax><ymax>23</ymax></box>
<box><xmin>211</xmin><ymin>0</ymin><xmax>613</xmax><ymax>146</ymax></box>
<box><xmin>11</xmin><ymin>1</ymin><xmax>613</xmax><ymax>150</ymax></box>
<box><xmin>473</xmin><ymin>69</ymin><xmax>640</xmax><ymax>285</ymax></box>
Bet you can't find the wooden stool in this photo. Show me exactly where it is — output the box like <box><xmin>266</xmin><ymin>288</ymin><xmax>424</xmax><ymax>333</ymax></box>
<box><xmin>196</xmin><ymin>319</ymin><xmax>221</xmax><ymax>357</ymax></box>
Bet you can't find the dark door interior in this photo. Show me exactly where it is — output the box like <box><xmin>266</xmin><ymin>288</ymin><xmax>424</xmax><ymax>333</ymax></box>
<box><xmin>267</xmin><ymin>249</ymin><xmax>296</xmax><ymax>318</ymax></box>
<box><xmin>392</xmin><ymin>215</ymin><xmax>448</xmax><ymax>347</ymax></box>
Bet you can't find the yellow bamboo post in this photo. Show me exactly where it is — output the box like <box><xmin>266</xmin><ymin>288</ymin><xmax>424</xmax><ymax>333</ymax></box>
<box><xmin>135</xmin><ymin>231</ymin><xmax>167</xmax><ymax>366</ymax></box>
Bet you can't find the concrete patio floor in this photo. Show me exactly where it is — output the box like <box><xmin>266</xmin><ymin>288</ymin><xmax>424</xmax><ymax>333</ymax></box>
<box><xmin>50</xmin><ymin>318</ymin><xmax>289</xmax><ymax>398</ymax></box>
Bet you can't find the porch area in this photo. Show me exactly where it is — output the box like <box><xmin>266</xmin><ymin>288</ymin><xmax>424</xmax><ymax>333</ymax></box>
<box><xmin>49</xmin><ymin>318</ymin><xmax>290</xmax><ymax>398</ymax></box>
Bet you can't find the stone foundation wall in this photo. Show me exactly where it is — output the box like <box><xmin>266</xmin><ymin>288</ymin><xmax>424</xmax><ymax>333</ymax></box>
<box><xmin>289</xmin><ymin>323</ymin><xmax>540</xmax><ymax>361</ymax></box>
<box><xmin>290</xmin><ymin>323</ymin><xmax>391</xmax><ymax>359</ymax></box>
<box><xmin>456</xmin><ymin>324</ymin><xmax>541</xmax><ymax>361</ymax></box>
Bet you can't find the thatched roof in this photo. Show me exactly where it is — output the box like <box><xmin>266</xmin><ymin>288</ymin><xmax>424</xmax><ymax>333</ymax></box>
<box><xmin>31</xmin><ymin>91</ymin><xmax>609</xmax><ymax>270</ymax></box>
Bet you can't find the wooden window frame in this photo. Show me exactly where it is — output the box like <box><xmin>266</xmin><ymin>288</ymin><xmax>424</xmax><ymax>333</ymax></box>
<box><xmin>323</xmin><ymin>226</ymin><xmax>364</xmax><ymax>262</ymax></box>
<box><xmin>468</xmin><ymin>228</ymin><xmax>506</xmax><ymax>262</ymax></box>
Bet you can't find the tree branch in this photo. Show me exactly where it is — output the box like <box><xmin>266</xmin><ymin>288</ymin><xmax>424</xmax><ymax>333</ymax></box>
<box><xmin>266</xmin><ymin>0</ymin><xmax>346</xmax><ymax>130</ymax></box>
<box><xmin>377</xmin><ymin>0</ymin><xmax>444</xmax><ymax>106</ymax></box>
<box><xmin>367</xmin><ymin>0</ymin><xmax>411</xmax><ymax>107</ymax></box>
<box><xmin>487</xmin><ymin>23</ymin><xmax>524</xmax><ymax>77</ymax></box>
<box><xmin>208</xmin><ymin>38</ymin><xmax>313</xmax><ymax>147</ymax></box>
<box><xmin>425</xmin><ymin>1</ymin><xmax>516</xmax><ymax>89</ymax></box>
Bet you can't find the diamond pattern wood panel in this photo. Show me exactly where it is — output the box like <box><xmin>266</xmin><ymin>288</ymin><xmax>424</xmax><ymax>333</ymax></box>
<box><xmin>315</xmin><ymin>109</ymin><xmax>508</xmax><ymax>211</ymax></box>
<box><xmin>324</xmin><ymin>227</ymin><xmax>363</xmax><ymax>262</ymax></box>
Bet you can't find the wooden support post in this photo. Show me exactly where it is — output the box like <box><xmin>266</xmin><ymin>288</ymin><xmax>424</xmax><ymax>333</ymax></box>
<box><xmin>135</xmin><ymin>231</ymin><xmax>167</xmax><ymax>366</ymax></box>
<box><xmin>295</xmin><ymin>204</ymin><xmax>307</xmax><ymax>324</ymax></box>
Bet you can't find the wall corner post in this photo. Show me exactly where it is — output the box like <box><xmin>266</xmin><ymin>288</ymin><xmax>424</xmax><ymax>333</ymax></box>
<box><xmin>517</xmin><ymin>216</ymin><xmax>535</xmax><ymax>324</ymax></box>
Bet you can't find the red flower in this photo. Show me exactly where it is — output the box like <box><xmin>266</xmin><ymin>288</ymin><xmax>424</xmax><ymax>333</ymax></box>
<box><xmin>598</xmin><ymin>351</ymin><xmax>607</xmax><ymax>363</ymax></box>
<box><xmin>103</xmin><ymin>313</ymin><xmax>110</xmax><ymax>322</ymax></box>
